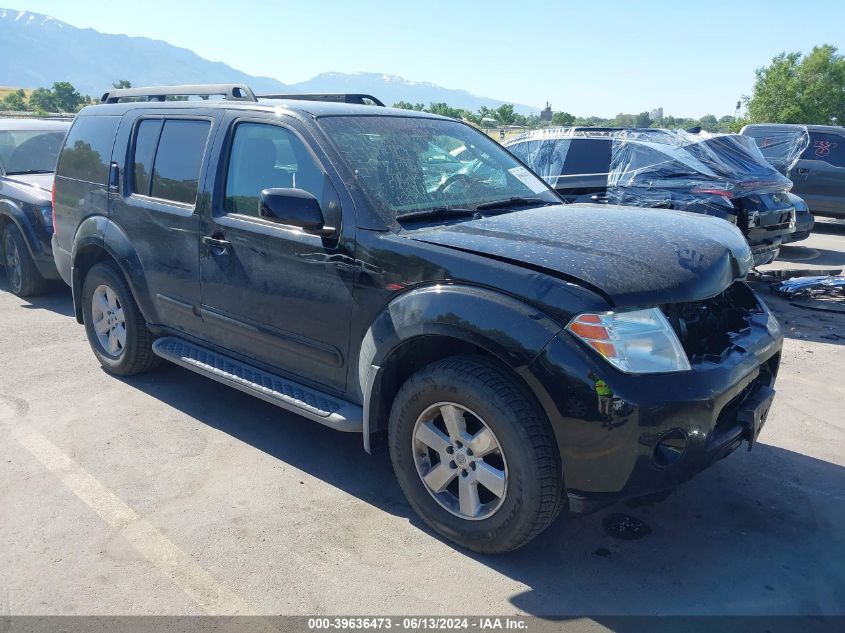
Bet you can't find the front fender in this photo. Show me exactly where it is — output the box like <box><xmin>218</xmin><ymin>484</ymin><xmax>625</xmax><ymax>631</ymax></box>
<box><xmin>71</xmin><ymin>216</ymin><xmax>158</xmax><ymax>324</ymax></box>
<box><xmin>0</xmin><ymin>200</ymin><xmax>42</xmax><ymax>258</ymax></box>
<box><xmin>357</xmin><ymin>284</ymin><xmax>564</xmax><ymax>448</ymax></box>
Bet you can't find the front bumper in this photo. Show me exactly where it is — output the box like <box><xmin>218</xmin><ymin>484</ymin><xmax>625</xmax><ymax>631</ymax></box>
<box><xmin>528</xmin><ymin>289</ymin><xmax>783</xmax><ymax>514</ymax></box>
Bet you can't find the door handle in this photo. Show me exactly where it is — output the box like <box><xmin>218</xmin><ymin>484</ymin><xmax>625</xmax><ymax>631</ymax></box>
<box><xmin>203</xmin><ymin>235</ymin><xmax>230</xmax><ymax>254</ymax></box>
<box><xmin>796</xmin><ymin>168</ymin><xmax>811</xmax><ymax>175</ymax></box>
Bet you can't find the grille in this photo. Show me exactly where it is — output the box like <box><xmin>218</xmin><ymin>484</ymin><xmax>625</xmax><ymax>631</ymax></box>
<box><xmin>662</xmin><ymin>282</ymin><xmax>761</xmax><ymax>363</ymax></box>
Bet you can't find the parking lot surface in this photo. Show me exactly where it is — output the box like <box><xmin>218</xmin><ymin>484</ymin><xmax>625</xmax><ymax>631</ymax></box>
<box><xmin>1</xmin><ymin>221</ymin><xmax>844</xmax><ymax>618</ymax></box>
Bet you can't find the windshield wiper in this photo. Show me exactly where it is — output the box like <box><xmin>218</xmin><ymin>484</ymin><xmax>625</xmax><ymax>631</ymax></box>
<box><xmin>396</xmin><ymin>207</ymin><xmax>477</xmax><ymax>223</ymax></box>
<box><xmin>474</xmin><ymin>196</ymin><xmax>558</xmax><ymax>212</ymax></box>
<box><xmin>5</xmin><ymin>169</ymin><xmax>53</xmax><ymax>175</ymax></box>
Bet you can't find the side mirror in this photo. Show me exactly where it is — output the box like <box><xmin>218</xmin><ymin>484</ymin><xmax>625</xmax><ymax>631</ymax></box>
<box><xmin>259</xmin><ymin>188</ymin><xmax>336</xmax><ymax>235</ymax></box>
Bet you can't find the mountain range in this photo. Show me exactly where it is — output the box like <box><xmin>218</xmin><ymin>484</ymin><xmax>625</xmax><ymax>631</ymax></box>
<box><xmin>0</xmin><ymin>9</ymin><xmax>539</xmax><ymax>114</ymax></box>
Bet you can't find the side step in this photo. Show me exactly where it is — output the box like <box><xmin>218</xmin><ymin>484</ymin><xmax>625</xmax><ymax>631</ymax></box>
<box><xmin>152</xmin><ymin>336</ymin><xmax>363</xmax><ymax>433</ymax></box>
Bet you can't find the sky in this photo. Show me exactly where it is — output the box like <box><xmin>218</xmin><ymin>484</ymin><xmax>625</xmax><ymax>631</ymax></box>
<box><xmin>7</xmin><ymin>0</ymin><xmax>845</xmax><ymax>117</ymax></box>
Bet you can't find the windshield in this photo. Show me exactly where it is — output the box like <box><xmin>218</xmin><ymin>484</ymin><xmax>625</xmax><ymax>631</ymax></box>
<box><xmin>317</xmin><ymin>115</ymin><xmax>559</xmax><ymax>223</ymax></box>
<box><xmin>0</xmin><ymin>130</ymin><xmax>66</xmax><ymax>175</ymax></box>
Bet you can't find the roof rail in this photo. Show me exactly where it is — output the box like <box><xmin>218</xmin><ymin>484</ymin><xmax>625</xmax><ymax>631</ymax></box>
<box><xmin>100</xmin><ymin>84</ymin><xmax>257</xmax><ymax>104</ymax></box>
<box><xmin>256</xmin><ymin>93</ymin><xmax>385</xmax><ymax>107</ymax></box>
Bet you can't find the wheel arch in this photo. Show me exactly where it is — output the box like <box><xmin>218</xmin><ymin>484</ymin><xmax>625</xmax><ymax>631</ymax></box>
<box><xmin>358</xmin><ymin>284</ymin><xmax>564</xmax><ymax>452</ymax></box>
<box><xmin>71</xmin><ymin>216</ymin><xmax>157</xmax><ymax>325</ymax></box>
<box><xmin>0</xmin><ymin>201</ymin><xmax>40</xmax><ymax>261</ymax></box>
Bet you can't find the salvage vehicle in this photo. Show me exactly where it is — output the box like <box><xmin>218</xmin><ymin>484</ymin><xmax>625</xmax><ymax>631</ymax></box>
<box><xmin>506</xmin><ymin>128</ymin><xmax>798</xmax><ymax>265</ymax></box>
<box><xmin>0</xmin><ymin>118</ymin><xmax>70</xmax><ymax>296</ymax></box>
<box><xmin>742</xmin><ymin>123</ymin><xmax>845</xmax><ymax>220</ymax></box>
<box><xmin>52</xmin><ymin>84</ymin><xmax>783</xmax><ymax>553</ymax></box>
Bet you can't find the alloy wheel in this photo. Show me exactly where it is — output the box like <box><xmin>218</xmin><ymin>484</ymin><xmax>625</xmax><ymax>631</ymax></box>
<box><xmin>412</xmin><ymin>402</ymin><xmax>508</xmax><ymax>521</ymax></box>
<box><xmin>91</xmin><ymin>284</ymin><xmax>127</xmax><ymax>357</ymax></box>
<box><xmin>3</xmin><ymin>233</ymin><xmax>22</xmax><ymax>293</ymax></box>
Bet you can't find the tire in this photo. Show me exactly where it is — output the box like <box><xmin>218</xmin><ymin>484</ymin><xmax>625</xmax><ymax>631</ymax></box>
<box><xmin>2</xmin><ymin>224</ymin><xmax>47</xmax><ymax>297</ymax></box>
<box><xmin>81</xmin><ymin>262</ymin><xmax>160</xmax><ymax>375</ymax></box>
<box><xmin>388</xmin><ymin>356</ymin><xmax>564</xmax><ymax>553</ymax></box>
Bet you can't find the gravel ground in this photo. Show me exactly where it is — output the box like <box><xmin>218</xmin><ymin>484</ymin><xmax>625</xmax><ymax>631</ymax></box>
<box><xmin>0</xmin><ymin>221</ymin><xmax>843</xmax><ymax>620</ymax></box>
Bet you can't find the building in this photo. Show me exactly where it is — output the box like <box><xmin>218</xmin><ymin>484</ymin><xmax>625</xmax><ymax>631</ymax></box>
<box><xmin>540</xmin><ymin>102</ymin><xmax>553</xmax><ymax>123</ymax></box>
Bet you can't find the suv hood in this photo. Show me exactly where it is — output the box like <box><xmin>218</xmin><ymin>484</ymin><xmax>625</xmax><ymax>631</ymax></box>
<box><xmin>3</xmin><ymin>172</ymin><xmax>55</xmax><ymax>194</ymax></box>
<box><xmin>404</xmin><ymin>204</ymin><xmax>753</xmax><ymax>307</ymax></box>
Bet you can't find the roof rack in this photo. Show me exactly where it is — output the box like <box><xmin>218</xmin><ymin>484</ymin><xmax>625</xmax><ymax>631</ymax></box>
<box><xmin>256</xmin><ymin>93</ymin><xmax>385</xmax><ymax>107</ymax></box>
<box><xmin>100</xmin><ymin>84</ymin><xmax>257</xmax><ymax>104</ymax></box>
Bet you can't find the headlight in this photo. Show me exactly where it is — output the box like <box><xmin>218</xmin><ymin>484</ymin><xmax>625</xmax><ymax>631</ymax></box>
<box><xmin>566</xmin><ymin>308</ymin><xmax>691</xmax><ymax>374</ymax></box>
<box><xmin>39</xmin><ymin>205</ymin><xmax>53</xmax><ymax>229</ymax></box>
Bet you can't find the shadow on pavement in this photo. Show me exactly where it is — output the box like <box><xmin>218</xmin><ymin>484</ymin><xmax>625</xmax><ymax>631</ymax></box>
<box><xmin>0</xmin><ymin>271</ymin><xmax>74</xmax><ymax>317</ymax></box>
<box><xmin>777</xmin><ymin>244</ymin><xmax>845</xmax><ymax>267</ymax></box>
<box><xmin>813</xmin><ymin>219</ymin><xmax>845</xmax><ymax>236</ymax></box>
<box><xmin>117</xmin><ymin>363</ymin><xmax>845</xmax><ymax>617</ymax></box>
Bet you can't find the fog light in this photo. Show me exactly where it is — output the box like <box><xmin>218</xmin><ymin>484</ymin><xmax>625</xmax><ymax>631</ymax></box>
<box><xmin>653</xmin><ymin>429</ymin><xmax>688</xmax><ymax>468</ymax></box>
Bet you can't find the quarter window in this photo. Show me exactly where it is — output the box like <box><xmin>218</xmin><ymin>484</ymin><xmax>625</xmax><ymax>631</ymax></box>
<box><xmin>57</xmin><ymin>116</ymin><xmax>120</xmax><ymax>183</ymax></box>
<box><xmin>224</xmin><ymin>123</ymin><xmax>324</xmax><ymax>216</ymax></box>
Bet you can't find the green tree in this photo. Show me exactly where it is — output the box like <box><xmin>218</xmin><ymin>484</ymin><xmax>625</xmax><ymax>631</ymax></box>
<box><xmin>393</xmin><ymin>101</ymin><xmax>415</xmax><ymax>110</ymax></box>
<box><xmin>747</xmin><ymin>45</ymin><xmax>845</xmax><ymax>124</ymax></box>
<box><xmin>27</xmin><ymin>87</ymin><xmax>57</xmax><ymax>113</ymax></box>
<box><xmin>1</xmin><ymin>89</ymin><xmax>27</xmax><ymax>111</ymax></box>
<box><xmin>698</xmin><ymin>114</ymin><xmax>719</xmax><ymax>131</ymax></box>
<box><xmin>112</xmin><ymin>79</ymin><xmax>132</xmax><ymax>89</ymax></box>
<box><xmin>551</xmin><ymin>111</ymin><xmax>575</xmax><ymax>126</ymax></box>
<box><xmin>634</xmin><ymin>111</ymin><xmax>651</xmax><ymax>128</ymax></box>
<box><xmin>493</xmin><ymin>104</ymin><xmax>516</xmax><ymax>125</ymax></box>
<box><xmin>51</xmin><ymin>82</ymin><xmax>86</xmax><ymax>112</ymax></box>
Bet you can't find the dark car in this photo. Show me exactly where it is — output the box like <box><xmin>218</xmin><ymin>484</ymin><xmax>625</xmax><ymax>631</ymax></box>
<box><xmin>52</xmin><ymin>85</ymin><xmax>782</xmax><ymax>553</ymax></box>
<box><xmin>506</xmin><ymin>128</ymin><xmax>798</xmax><ymax>266</ymax></box>
<box><xmin>742</xmin><ymin>123</ymin><xmax>845</xmax><ymax>220</ymax></box>
<box><xmin>0</xmin><ymin>118</ymin><xmax>70</xmax><ymax>296</ymax></box>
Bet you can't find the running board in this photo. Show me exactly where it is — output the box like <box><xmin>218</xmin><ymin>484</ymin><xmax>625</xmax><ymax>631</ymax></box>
<box><xmin>152</xmin><ymin>337</ymin><xmax>363</xmax><ymax>433</ymax></box>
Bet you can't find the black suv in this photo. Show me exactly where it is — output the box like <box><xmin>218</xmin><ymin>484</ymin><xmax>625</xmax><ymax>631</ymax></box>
<box><xmin>52</xmin><ymin>85</ymin><xmax>783</xmax><ymax>553</ymax></box>
<box><xmin>0</xmin><ymin>118</ymin><xmax>70</xmax><ymax>296</ymax></box>
<box><xmin>506</xmin><ymin>128</ymin><xmax>798</xmax><ymax>266</ymax></box>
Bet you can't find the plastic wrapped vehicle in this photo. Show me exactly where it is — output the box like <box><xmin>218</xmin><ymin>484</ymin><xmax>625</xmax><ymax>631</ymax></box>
<box><xmin>506</xmin><ymin>128</ymin><xmax>797</xmax><ymax>266</ymax></box>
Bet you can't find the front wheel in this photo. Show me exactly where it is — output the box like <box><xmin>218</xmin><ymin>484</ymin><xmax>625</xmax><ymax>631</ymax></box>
<box><xmin>389</xmin><ymin>356</ymin><xmax>564</xmax><ymax>553</ymax></box>
<box><xmin>2</xmin><ymin>224</ymin><xmax>47</xmax><ymax>297</ymax></box>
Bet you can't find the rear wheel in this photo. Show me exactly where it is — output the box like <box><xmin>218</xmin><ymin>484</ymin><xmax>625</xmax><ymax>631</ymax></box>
<box><xmin>2</xmin><ymin>224</ymin><xmax>47</xmax><ymax>297</ymax></box>
<box><xmin>82</xmin><ymin>262</ymin><xmax>160</xmax><ymax>375</ymax></box>
<box><xmin>389</xmin><ymin>356</ymin><xmax>564</xmax><ymax>553</ymax></box>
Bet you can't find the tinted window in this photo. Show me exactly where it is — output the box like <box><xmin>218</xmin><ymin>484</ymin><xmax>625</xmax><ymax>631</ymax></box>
<box><xmin>0</xmin><ymin>130</ymin><xmax>66</xmax><ymax>174</ymax></box>
<box><xmin>150</xmin><ymin>119</ymin><xmax>210</xmax><ymax>205</ymax></box>
<box><xmin>131</xmin><ymin>119</ymin><xmax>163</xmax><ymax>196</ymax></box>
<box><xmin>225</xmin><ymin>123</ymin><xmax>325</xmax><ymax>216</ymax></box>
<box><xmin>562</xmin><ymin>139</ymin><xmax>612</xmax><ymax>175</ymax></box>
<box><xmin>804</xmin><ymin>132</ymin><xmax>845</xmax><ymax>167</ymax></box>
<box><xmin>57</xmin><ymin>116</ymin><xmax>120</xmax><ymax>183</ymax></box>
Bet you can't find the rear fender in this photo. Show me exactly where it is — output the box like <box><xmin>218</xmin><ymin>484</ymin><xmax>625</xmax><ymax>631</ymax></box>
<box><xmin>71</xmin><ymin>216</ymin><xmax>157</xmax><ymax>324</ymax></box>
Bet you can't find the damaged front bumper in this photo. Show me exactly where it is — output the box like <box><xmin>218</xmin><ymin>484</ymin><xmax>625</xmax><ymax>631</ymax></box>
<box><xmin>528</xmin><ymin>284</ymin><xmax>783</xmax><ymax>514</ymax></box>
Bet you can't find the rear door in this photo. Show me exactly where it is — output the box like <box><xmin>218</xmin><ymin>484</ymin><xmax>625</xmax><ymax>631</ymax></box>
<box><xmin>198</xmin><ymin>113</ymin><xmax>355</xmax><ymax>394</ymax></box>
<box><xmin>791</xmin><ymin>130</ymin><xmax>845</xmax><ymax>217</ymax></box>
<box><xmin>110</xmin><ymin>110</ymin><xmax>219</xmax><ymax>337</ymax></box>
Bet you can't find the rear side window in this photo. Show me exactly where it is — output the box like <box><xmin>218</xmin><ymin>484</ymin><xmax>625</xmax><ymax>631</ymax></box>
<box><xmin>803</xmin><ymin>132</ymin><xmax>845</xmax><ymax>167</ymax></box>
<box><xmin>57</xmin><ymin>116</ymin><xmax>120</xmax><ymax>183</ymax></box>
<box><xmin>130</xmin><ymin>118</ymin><xmax>211</xmax><ymax>205</ymax></box>
<box><xmin>562</xmin><ymin>139</ymin><xmax>612</xmax><ymax>175</ymax></box>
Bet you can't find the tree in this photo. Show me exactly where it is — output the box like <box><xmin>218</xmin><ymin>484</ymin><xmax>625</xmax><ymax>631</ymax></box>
<box><xmin>51</xmin><ymin>82</ymin><xmax>86</xmax><ymax>112</ymax></box>
<box><xmin>698</xmin><ymin>114</ymin><xmax>719</xmax><ymax>131</ymax></box>
<box><xmin>746</xmin><ymin>45</ymin><xmax>845</xmax><ymax>124</ymax></box>
<box><xmin>493</xmin><ymin>104</ymin><xmax>516</xmax><ymax>125</ymax></box>
<box><xmin>427</xmin><ymin>102</ymin><xmax>464</xmax><ymax>119</ymax></box>
<box><xmin>551</xmin><ymin>111</ymin><xmax>575</xmax><ymax>126</ymax></box>
<box><xmin>634</xmin><ymin>111</ymin><xmax>651</xmax><ymax>128</ymax></box>
<box><xmin>1</xmin><ymin>89</ymin><xmax>27</xmax><ymax>111</ymax></box>
<box><xmin>112</xmin><ymin>80</ymin><xmax>132</xmax><ymax>89</ymax></box>
<box><xmin>27</xmin><ymin>87</ymin><xmax>57</xmax><ymax>112</ymax></box>
<box><xmin>393</xmin><ymin>101</ymin><xmax>415</xmax><ymax>110</ymax></box>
